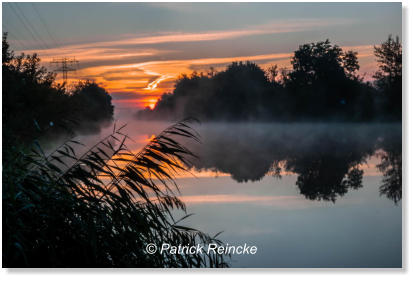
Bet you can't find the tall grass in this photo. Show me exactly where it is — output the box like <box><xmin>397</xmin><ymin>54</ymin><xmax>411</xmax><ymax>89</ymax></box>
<box><xmin>3</xmin><ymin>118</ymin><xmax>229</xmax><ymax>267</ymax></box>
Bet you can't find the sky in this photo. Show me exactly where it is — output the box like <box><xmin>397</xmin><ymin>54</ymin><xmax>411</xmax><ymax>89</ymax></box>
<box><xmin>2</xmin><ymin>2</ymin><xmax>402</xmax><ymax>109</ymax></box>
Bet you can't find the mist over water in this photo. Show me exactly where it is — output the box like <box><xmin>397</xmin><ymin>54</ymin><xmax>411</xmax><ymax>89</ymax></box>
<box><xmin>96</xmin><ymin>111</ymin><xmax>402</xmax><ymax>203</ymax></box>
<box><xmin>185</xmin><ymin>122</ymin><xmax>402</xmax><ymax>202</ymax></box>
<box><xmin>73</xmin><ymin>111</ymin><xmax>402</xmax><ymax>267</ymax></box>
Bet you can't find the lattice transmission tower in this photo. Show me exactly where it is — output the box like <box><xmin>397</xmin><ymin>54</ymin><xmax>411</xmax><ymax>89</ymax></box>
<box><xmin>50</xmin><ymin>57</ymin><xmax>79</xmax><ymax>85</ymax></box>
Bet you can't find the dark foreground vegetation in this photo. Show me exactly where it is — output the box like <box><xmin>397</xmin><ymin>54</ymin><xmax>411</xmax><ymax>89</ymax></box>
<box><xmin>137</xmin><ymin>36</ymin><xmax>402</xmax><ymax>122</ymax></box>
<box><xmin>3</xmin><ymin>119</ymin><xmax>228</xmax><ymax>267</ymax></box>
<box><xmin>2</xmin><ymin>34</ymin><xmax>228</xmax><ymax>267</ymax></box>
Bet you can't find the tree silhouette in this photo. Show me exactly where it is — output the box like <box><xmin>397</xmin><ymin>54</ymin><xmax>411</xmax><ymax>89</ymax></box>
<box><xmin>70</xmin><ymin>80</ymin><xmax>114</xmax><ymax>134</ymax></box>
<box><xmin>137</xmin><ymin>38</ymin><xmax>400</xmax><ymax>122</ymax></box>
<box><xmin>284</xmin><ymin>40</ymin><xmax>365</xmax><ymax>119</ymax></box>
<box><xmin>374</xmin><ymin>35</ymin><xmax>402</xmax><ymax>118</ymax></box>
<box><xmin>2</xmin><ymin>34</ymin><xmax>114</xmax><ymax>144</ymax></box>
<box><xmin>288</xmin><ymin>39</ymin><xmax>359</xmax><ymax>85</ymax></box>
<box><xmin>137</xmin><ymin>61</ymin><xmax>274</xmax><ymax>121</ymax></box>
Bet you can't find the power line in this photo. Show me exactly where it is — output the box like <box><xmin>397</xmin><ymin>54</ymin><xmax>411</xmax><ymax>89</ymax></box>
<box><xmin>3</xmin><ymin>22</ymin><xmax>30</xmax><ymax>50</ymax></box>
<box><xmin>9</xmin><ymin>3</ymin><xmax>49</xmax><ymax>50</ymax></box>
<box><xmin>31</xmin><ymin>3</ymin><xmax>61</xmax><ymax>49</ymax></box>
<box><xmin>8</xmin><ymin>3</ymin><xmax>44</xmax><ymax>49</ymax></box>
<box><xmin>14</xmin><ymin>3</ymin><xmax>51</xmax><ymax>49</ymax></box>
<box><xmin>3</xmin><ymin>30</ymin><xmax>28</xmax><ymax>51</ymax></box>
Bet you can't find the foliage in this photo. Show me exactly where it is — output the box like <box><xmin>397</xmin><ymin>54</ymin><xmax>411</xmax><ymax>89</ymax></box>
<box><xmin>137</xmin><ymin>37</ymin><xmax>401</xmax><ymax>122</ymax></box>
<box><xmin>70</xmin><ymin>80</ymin><xmax>114</xmax><ymax>134</ymax></box>
<box><xmin>137</xmin><ymin>61</ymin><xmax>275</xmax><ymax>121</ymax></box>
<box><xmin>284</xmin><ymin>39</ymin><xmax>369</xmax><ymax>120</ymax></box>
<box><xmin>374</xmin><ymin>36</ymin><xmax>402</xmax><ymax>83</ymax></box>
<box><xmin>2</xmin><ymin>33</ymin><xmax>114</xmax><ymax>145</ymax></box>
<box><xmin>374</xmin><ymin>35</ymin><xmax>402</xmax><ymax>118</ymax></box>
<box><xmin>3</xmin><ymin>33</ymin><xmax>65</xmax><ymax>143</ymax></box>
<box><xmin>288</xmin><ymin>39</ymin><xmax>359</xmax><ymax>85</ymax></box>
<box><xmin>3</xmin><ymin>119</ymin><xmax>229</xmax><ymax>267</ymax></box>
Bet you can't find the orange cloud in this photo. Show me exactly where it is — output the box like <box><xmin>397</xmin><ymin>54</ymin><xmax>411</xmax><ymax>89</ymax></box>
<box><xmin>14</xmin><ymin>16</ymin><xmax>375</xmax><ymax>110</ymax></box>
<box><xmin>144</xmin><ymin>75</ymin><xmax>173</xmax><ymax>91</ymax></box>
<box><xmin>44</xmin><ymin>45</ymin><xmax>376</xmax><ymax>109</ymax></box>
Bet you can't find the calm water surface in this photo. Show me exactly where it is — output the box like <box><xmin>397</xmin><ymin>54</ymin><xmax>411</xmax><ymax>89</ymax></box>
<box><xmin>87</xmin><ymin>113</ymin><xmax>402</xmax><ymax>268</ymax></box>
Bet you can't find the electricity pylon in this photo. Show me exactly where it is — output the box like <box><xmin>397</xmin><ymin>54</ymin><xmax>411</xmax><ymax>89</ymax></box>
<box><xmin>50</xmin><ymin>57</ymin><xmax>79</xmax><ymax>86</ymax></box>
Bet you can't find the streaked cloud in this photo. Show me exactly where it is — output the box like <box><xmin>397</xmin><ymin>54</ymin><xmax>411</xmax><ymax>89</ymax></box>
<box><xmin>12</xmin><ymin>17</ymin><xmax>379</xmax><ymax>109</ymax></box>
<box><xmin>19</xmin><ymin>18</ymin><xmax>354</xmax><ymax>52</ymax></box>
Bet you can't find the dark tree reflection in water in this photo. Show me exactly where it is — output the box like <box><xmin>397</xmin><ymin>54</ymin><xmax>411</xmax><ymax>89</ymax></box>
<box><xmin>183</xmin><ymin>123</ymin><xmax>402</xmax><ymax>203</ymax></box>
<box><xmin>376</xmin><ymin>132</ymin><xmax>402</xmax><ymax>203</ymax></box>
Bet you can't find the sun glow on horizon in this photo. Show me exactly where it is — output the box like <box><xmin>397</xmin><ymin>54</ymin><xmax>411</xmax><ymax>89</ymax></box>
<box><xmin>145</xmin><ymin>98</ymin><xmax>158</xmax><ymax>109</ymax></box>
<box><xmin>37</xmin><ymin>43</ymin><xmax>376</xmax><ymax>110</ymax></box>
<box><xmin>2</xmin><ymin>2</ymin><xmax>400</xmax><ymax>110</ymax></box>
<box><xmin>13</xmin><ymin>28</ymin><xmax>378</xmax><ymax>110</ymax></box>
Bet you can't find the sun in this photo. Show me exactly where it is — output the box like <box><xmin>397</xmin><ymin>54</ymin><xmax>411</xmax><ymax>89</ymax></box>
<box><xmin>146</xmin><ymin>98</ymin><xmax>158</xmax><ymax>109</ymax></box>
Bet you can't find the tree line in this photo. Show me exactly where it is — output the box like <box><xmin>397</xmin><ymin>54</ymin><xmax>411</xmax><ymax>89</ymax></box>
<box><xmin>2</xmin><ymin>33</ymin><xmax>114</xmax><ymax>147</ymax></box>
<box><xmin>137</xmin><ymin>36</ymin><xmax>402</xmax><ymax>122</ymax></box>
